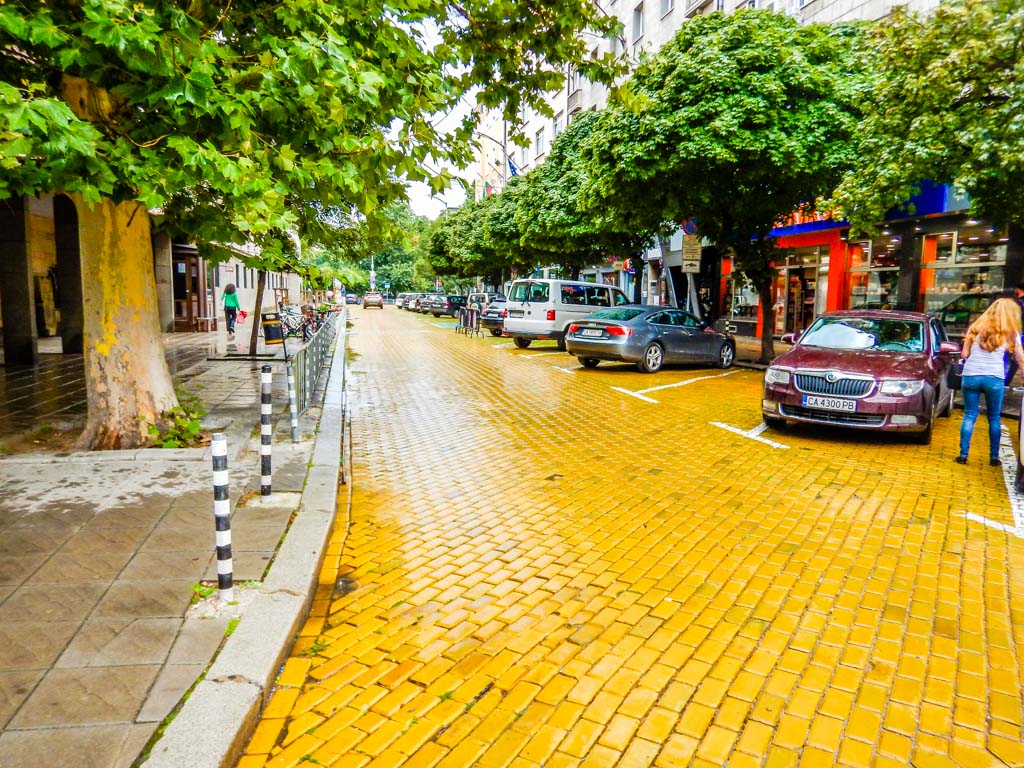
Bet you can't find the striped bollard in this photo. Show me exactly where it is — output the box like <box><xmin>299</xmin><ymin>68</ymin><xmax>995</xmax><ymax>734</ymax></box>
<box><xmin>261</xmin><ymin>365</ymin><xmax>272</xmax><ymax>496</ymax></box>
<box><xmin>211</xmin><ymin>433</ymin><xmax>233</xmax><ymax>603</ymax></box>
<box><xmin>286</xmin><ymin>360</ymin><xmax>299</xmax><ymax>443</ymax></box>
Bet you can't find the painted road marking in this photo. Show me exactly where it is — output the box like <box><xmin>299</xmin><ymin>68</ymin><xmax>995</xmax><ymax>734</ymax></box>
<box><xmin>522</xmin><ymin>351</ymin><xmax>565</xmax><ymax>358</ymax></box>
<box><xmin>637</xmin><ymin>370</ymin><xmax>740</xmax><ymax>395</ymax></box>
<box><xmin>553</xmin><ymin>366</ymin><xmax>579</xmax><ymax>374</ymax></box>
<box><xmin>711</xmin><ymin>421</ymin><xmax>790</xmax><ymax>449</ymax></box>
<box><xmin>966</xmin><ymin>427</ymin><xmax>1024</xmax><ymax>540</ymax></box>
<box><xmin>611</xmin><ymin>387</ymin><xmax>659</xmax><ymax>403</ymax></box>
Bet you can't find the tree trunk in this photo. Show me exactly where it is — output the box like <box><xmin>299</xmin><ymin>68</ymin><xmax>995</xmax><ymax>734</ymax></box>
<box><xmin>74</xmin><ymin>195</ymin><xmax>178</xmax><ymax>449</ymax></box>
<box><xmin>758</xmin><ymin>280</ymin><xmax>775</xmax><ymax>364</ymax></box>
<box><xmin>248</xmin><ymin>270</ymin><xmax>266</xmax><ymax>354</ymax></box>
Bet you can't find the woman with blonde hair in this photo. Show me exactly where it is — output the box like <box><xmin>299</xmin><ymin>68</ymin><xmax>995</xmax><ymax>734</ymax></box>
<box><xmin>956</xmin><ymin>298</ymin><xmax>1024</xmax><ymax>465</ymax></box>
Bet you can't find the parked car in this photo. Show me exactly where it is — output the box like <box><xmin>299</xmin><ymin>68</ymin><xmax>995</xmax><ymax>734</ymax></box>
<box><xmin>430</xmin><ymin>294</ymin><xmax>467</xmax><ymax>318</ymax></box>
<box><xmin>413</xmin><ymin>294</ymin><xmax>434</xmax><ymax>313</ymax></box>
<box><xmin>761</xmin><ymin>310</ymin><xmax>960</xmax><ymax>444</ymax></box>
<box><xmin>480</xmin><ymin>296</ymin><xmax>507</xmax><ymax>336</ymax></box>
<box><xmin>565</xmin><ymin>306</ymin><xmax>735</xmax><ymax>372</ymax></box>
<box><xmin>362</xmin><ymin>291</ymin><xmax>384</xmax><ymax>309</ymax></box>
<box><xmin>394</xmin><ymin>292</ymin><xmax>413</xmax><ymax>309</ymax></box>
<box><xmin>400</xmin><ymin>293</ymin><xmax>421</xmax><ymax>309</ymax></box>
<box><xmin>503</xmin><ymin>278</ymin><xmax>630</xmax><ymax>350</ymax></box>
<box><xmin>344</xmin><ymin>294</ymin><xmax>359</xmax><ymax>305</ymax></box>
<box><xmin>467</xmin><ymin>292</ymin><xmax>504</xmax><ymax>312</ymax></box>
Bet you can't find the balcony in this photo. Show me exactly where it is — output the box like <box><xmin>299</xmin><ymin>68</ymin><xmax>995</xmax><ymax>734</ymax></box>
<box><xmin>685</xmin><ymin>0</ymin><xmax>711</xmax><ymax>14</ymax></box>
<box><xmin>567</xmin><ymin>89</ymin><xmax>582</xmax><ymax>114</ymax></box>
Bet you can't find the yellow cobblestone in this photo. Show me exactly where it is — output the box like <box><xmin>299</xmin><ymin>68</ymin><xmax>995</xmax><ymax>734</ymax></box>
<box><xmin>241</xmin><ymin>311</ymin><xmax>1024</xmax><ymax>768</ymax></box>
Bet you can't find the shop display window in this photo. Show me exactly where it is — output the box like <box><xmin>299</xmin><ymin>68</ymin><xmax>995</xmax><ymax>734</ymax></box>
<box><xmin>920</xmin><ymin>226</ymin><xmax>1008</xmax><ymax>336</ymax></box>
<box><xmin>727</xmin><ymin>276</ymin><xmax>759</xmax><ymax>319</ymax></box>
<box><xmin>849</xmin><ymin>270</ymin><xmax>899</xmax><ymax>310</ymax></box>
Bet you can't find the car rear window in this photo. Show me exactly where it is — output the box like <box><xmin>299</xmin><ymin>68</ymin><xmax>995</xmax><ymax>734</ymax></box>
<box><xmin>509</xmin><ymin>281</ymin><xmax>549</xmax><ymax>303</ymax></box>
<box><xmin>588</xmin><ymin>308</ymin><xmax>645</xmax><ymax>321</ymax></box>
<box><xmin>801</xmin><ymin>317</ymin><xmax>925</xmax><ymax>352</ymax></box>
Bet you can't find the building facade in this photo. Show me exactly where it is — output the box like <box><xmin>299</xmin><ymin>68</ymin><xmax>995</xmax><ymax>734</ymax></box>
<box><xmin>473</xmin><ymin>0</ymin><xmax>960</xmax><ymax>335</ymax></box>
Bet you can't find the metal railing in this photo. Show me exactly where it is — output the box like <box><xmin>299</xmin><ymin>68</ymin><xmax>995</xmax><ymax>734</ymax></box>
<box><xmin>290</xmin><ymin>312</ymin><xmax>339</xmax><ymax>413</ymax></box>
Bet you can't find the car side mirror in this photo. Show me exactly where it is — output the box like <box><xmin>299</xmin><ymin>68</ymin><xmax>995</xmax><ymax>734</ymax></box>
<box><xmin>938</xmin><ymin>341</ymin><xmax>962</xmax><ymax>355</ymax></box>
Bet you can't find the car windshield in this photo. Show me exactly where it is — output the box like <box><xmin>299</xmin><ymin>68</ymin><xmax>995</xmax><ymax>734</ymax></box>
<box><xmin>800</xmin><ymin>317</ymin><xmax>925</xmax><ymax>352</ymax></box>
<box><xmin>587</xmin><ymin>308</ymin><xmax>646</xmax><ymax>322</ymax></box>
<box><xmin>509</xmin><ymin>281</ymin><xmax>549</xmax><ymax>303</ymax></box>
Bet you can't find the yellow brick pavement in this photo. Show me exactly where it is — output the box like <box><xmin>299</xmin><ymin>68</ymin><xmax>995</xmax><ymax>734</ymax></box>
<box><xmin>241</xmin><ymin>308</ymin><xmax>1024</xmax><ymax>767</ymax></box>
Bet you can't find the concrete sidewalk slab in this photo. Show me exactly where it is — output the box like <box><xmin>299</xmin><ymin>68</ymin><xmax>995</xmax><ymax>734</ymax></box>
<box><xmin>0</xmin><ymin>317</ymin><xmax>344</xmax><ymax>768</ymax></box>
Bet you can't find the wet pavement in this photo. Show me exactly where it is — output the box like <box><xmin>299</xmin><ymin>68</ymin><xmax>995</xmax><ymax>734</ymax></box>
<box><xmin>0</xmin><ymin>329</ymin><xmax>315</xmax><ymax>768</ymax></box>
<box><xmin>241</xmin><ymin>307</ymin><xmax>1024</xmax><ymax>767</ymax></box>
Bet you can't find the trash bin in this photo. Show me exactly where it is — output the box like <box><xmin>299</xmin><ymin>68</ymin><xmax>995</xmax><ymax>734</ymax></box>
<box><xmin>261</xmin><ymin>312</ymin><xmax>284</xmax><ymax>345</ymax></box>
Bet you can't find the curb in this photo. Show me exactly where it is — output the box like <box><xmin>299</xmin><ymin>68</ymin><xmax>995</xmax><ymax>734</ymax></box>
<box><xmin>142</xmin><ymin>315</ymin><xmax>348</xmax><ymax>768</ymax></box>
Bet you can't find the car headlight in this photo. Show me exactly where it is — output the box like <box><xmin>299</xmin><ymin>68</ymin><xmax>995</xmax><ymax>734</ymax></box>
<box><xmin>880</xmin><ymin>380</ymin><xmax>924</xmax><ymax>396</ymax></box>
<box><xmin>765</xmin><ymin>367</ymin><xmax>791</xmax><ymax>385</ymax></box>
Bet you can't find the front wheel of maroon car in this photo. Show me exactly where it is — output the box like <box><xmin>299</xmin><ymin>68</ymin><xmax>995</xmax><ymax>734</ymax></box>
<box><xmin>914</xmin><ymin>416</ymin><xmax>934</xmax><ymax>445</ymax></box>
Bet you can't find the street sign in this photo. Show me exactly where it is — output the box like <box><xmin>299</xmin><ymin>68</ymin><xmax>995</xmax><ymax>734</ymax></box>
<box><xmin>682</xmin><ymin>234</ymin><xmax>701</xmax><ymax>273</ymax></box>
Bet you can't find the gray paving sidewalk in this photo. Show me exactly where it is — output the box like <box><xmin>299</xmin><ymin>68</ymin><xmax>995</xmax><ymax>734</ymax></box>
<box><xmin>0</xmin><ymin>331</ymin><xmax>325</xmax><ymax>768</ymax></box>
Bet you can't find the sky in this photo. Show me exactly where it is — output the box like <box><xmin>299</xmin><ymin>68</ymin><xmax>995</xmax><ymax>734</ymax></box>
<box><xmin>407</xmin><ymin>178</ymin><xmax>467</xmax><ymax>220</ymax></box>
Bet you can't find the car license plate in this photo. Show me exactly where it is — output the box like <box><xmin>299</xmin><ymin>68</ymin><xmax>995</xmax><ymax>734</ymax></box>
<box><xmin>580</xmin><ymin>328</ymin><xmax>603</xmax><ymax>337</ymax></box>
<box><xmin>508</xmin><ymin>310</ymin><xmax>524</xmax><ymax>318</ymax></box>
<box><xmin>802</xmin><ymin>395</ymin><xmax>856</xmax><ymax>412</ymax></box>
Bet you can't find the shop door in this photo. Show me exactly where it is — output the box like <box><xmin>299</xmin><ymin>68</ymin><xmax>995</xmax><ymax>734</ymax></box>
<box><xmin>783</xmin><ymin>268</ymin><xmax>818</xmax><ymax>335</ymax></box>
<box><xmin>172</xmin><ymin>256</ymin><xmax>202</xmax><ymax>331</ymax></box>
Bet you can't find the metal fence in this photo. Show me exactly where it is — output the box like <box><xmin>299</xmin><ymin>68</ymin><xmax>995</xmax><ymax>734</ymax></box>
<box><xmin>291</xmin><ymin>312</ymin><xmax>339</xmax><ymax>413</ymax></box>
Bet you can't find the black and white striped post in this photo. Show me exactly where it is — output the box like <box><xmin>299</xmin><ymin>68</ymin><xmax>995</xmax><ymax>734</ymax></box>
<box><xmin>211</xmin><ymin>433</ymin><xmax>233</xmax><ymax>603</ymax></box>
<box><xmin>260</xmin><ymin>365</ymin><xmax>272</xmax><ymax>496</ymax></box>
<box><xmin>286</xmin><ymin>361</ymin><xmax>299</xmax><ymax>443</ymax></box>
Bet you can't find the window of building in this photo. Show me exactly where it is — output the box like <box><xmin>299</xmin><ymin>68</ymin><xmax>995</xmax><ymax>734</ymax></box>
<box><xmin>567</xmin><ymin>66</ymin><xmax>580</xmax><ymax>95</ymax></box>
<box><xmin>848</xmin><ymin>239</ymin><xmax>900</xmax><ymax>312</ymax></box>
<box><xmin>632</xmin><ymin>3</ymin><xmax>644</xmax><ymax>41</ymax></box>
<box><xmin>661</xmin><ymin>0</ymin><xmax>674</xmax><ymax>15</ymax></box>
<box><xmin>534</xmin><ymin>128</ymin><xmax>545</xmax><ymax>159</ymax></box>
<box><xmin>553</xmin><ymin>112</ymin><xmax>564</xmax><ymax>139</ymax></box>
<box><xmin>920</xmin><ymin>225</ymin><xmax>1008</xmax><ymax>336</ymax></box>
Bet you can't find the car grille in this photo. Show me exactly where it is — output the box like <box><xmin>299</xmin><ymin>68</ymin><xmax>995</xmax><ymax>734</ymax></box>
<box><xmin>780</xmin><ymin>404</ymin><xmax>885</xmax><ymax>426</ymax></box>
<box><xmin>795</xmin><ymin>374</ymin><xmax>873</xmax><ymax>398</ymax></box>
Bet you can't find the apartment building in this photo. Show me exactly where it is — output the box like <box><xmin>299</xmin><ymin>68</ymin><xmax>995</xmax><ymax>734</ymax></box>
<box><xmin>472</xmin><ymin>0</ymin><xmax>1021</xmax><ymax>341</ymax></box>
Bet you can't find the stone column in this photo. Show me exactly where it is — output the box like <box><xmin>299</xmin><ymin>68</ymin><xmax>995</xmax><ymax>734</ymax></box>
<box><xmin>0</xmin><ymin>197</ymin><xmax>38</xmax><ymax>365</ymax></box>
<box><xmin>54</xmin><ymin>194</ymin><xmax>84</xmax><ymax>353</ymax></box>
<box><xmin>153</xmin><ymin>232</ymin><xmax>174</xmax><ymax>332</ymax></box>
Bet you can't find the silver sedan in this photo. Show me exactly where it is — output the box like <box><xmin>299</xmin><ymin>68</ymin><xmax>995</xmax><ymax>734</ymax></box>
<box><xmin>565</xmin><ymin>305</ymin><xmax>735</xmax><ymax>373</ymax></box>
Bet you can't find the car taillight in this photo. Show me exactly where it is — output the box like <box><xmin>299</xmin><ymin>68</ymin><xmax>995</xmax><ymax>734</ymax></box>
<box><xmin>546</xmin><ymin>309</ymin><xmax>556</xmax><ymax>321</ymax></box>
<box><xmin>605</xmin><ymin>326</ymin><xmax>631</xmax><ymax>337</ymax></box>
<box><xmin>568</xmin><ymin>324</ymin><xmax>580</xmax><ymax>334</ymax></box>
<box><xmin>503</xmin><ymin>309</ymin><xmax>508</xmax><ymax>318</ymax></box>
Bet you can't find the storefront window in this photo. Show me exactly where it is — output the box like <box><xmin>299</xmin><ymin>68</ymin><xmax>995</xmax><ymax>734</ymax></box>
<box><xmin>920</xmin><ymin>226</ymin><xmax>1007</xmax><ymax>336</ymax></box>
<box><xmin>847</xmin><ymin>237</ymin><xmax>900</xmax><ymax>310</ymax></box>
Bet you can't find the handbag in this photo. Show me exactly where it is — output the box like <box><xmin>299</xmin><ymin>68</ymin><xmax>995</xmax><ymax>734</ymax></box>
<box><xmin>237</xmin><ymin>310</ymin><xmax>248</xmax><ymax>325</ymax></box>
<box><xmin>946</xmin><ymin>358</ymin><xmax>965</xmax><ymax>391</ymax></box>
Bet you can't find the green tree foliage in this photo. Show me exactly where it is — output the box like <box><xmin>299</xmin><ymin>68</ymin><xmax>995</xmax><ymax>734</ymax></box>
<box><xmin>831</xmin><ymin>0</ymin><xmax>1024</xmax><ymax>233</ymax></box>
<box><xmin>585</xmin><ymin>11</ymin><xmax>863</xmax><ymax>360</ymax></box>
<box><xmin>0</xmin><ymin>0</ymin><xmax>623</xmax><ymax>257</ymax></box>
<box><xmin>516</xmin><ymin>112</ymin><xmax>653</xmax><ymax>278</ymax></box>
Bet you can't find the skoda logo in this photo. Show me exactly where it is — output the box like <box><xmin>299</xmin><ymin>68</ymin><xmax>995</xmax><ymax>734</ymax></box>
<box><xmin>825</xmin><ymin>371</ymin><xmax>840</xmax><ymax>383</ymax></box>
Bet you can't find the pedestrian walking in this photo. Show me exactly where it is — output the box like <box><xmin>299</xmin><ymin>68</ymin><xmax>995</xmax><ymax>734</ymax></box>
<box><xmin>1004</xmin><ymin>283</ymin><xmax>1024</xmax><ymax>389</ymax></box>
<box><xmin>222</xmin><ymin>283</ymin><xmax>241</xmax><ymax>335</ymax></box>
<box><xmin>956</xmin><ymin>297</ymin><xmax>1024</xmax><ymax>466</ymax></box>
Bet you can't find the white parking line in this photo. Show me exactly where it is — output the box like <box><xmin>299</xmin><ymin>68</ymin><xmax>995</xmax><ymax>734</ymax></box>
<box><xmin>711</xmin><ymin>421</ymin><xmax>789</xmax><ymax>449</ymax></box>
<box><xmin>967</xmin><ymin>428</ymin><xmax>1024</xmax><ymax>540</ymax></box>
<box><xmin>637</xmin><ymin>370</ymin><xmax>740</xmax><ymax>395</ymax></box>
<box><xmin>611</xmin><ymin>387</ymin><xmax>659</xmax><ymax>403</ymax></box>
<box><xmin>522</xmin><ymin>351</ymin><xmax>565</xmax><ymax>358</ymax></box>
<box><xmin>553</xmin><ymin>366</ymin><xmax>578</xmax><ymax>374</ymax></box>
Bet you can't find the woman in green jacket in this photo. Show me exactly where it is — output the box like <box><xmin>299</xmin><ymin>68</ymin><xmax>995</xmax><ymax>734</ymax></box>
<box><xmin>222</xmin><ymin>283</ymin><xmax>241</xmax><ymax>334</ymax></box>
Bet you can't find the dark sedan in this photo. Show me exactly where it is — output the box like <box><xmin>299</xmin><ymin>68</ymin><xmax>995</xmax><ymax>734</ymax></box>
<box><xmin>480</xmin><ymin>297</ymin><xmax>507</xmax><ymax>336</ymax></box>
<box><xmin>565</xmin><ymin>306</ymin><xmax>735</xmax><ymax>373</ymax></box>
<box><xmin>761</xmin><ymin>310</ymin><xmax>960</xmax><ymax>444</ymax></box>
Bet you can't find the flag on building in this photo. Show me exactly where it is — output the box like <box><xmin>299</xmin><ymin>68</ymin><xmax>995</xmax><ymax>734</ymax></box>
<box><xmin>508</xmin><ymin>158</ymin><xmax>519</xmax><ymax>177</ymax></box>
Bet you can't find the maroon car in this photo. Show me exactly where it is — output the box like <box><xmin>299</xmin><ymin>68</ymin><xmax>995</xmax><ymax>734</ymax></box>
<box><xmin>762</xmin><ymin>310</ymin><xmax>961</xmax><ymax>444</ymax></box>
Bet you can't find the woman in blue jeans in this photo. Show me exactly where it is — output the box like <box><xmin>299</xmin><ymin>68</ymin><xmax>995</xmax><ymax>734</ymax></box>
<box><xmin>957</xmin><ymin>298</ymin><xmax>1024</xmax><ymax>465</ymax></box>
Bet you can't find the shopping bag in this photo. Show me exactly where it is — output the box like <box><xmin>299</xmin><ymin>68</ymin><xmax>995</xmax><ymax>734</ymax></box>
<box><xmin>946</xmin><ymin>359</ymin><xmax>964</xmax><ymax>391</ymax></box>
<box><xmin>237</xmin><ymin>310</ymin><xmax>248</xmax><ymax>325</ymax></box>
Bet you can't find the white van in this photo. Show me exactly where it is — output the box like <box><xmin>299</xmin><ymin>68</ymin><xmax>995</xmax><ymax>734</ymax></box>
<box><xmin>503</xmin><ymin>278</ymin><xmax>630</xmax><ymax>349</ymax></box>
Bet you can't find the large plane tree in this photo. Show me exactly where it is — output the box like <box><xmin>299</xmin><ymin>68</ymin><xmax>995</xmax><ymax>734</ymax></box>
<box><xmin>585</xmin><ymin>10</ymin><xmax>863</xmax><ymax>362</ymax></box>
<box><xmin>0</xmin><ymin>0</ymin><xmax>620</xmax><ymax>448</ymax></box>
